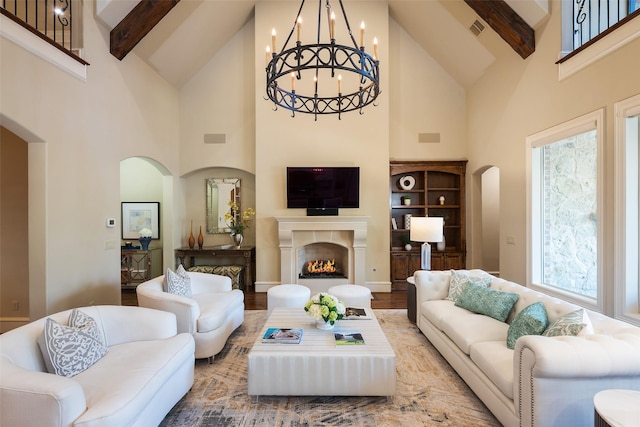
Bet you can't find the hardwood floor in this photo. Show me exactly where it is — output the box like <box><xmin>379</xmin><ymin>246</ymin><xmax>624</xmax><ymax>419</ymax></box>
<box><xmin>122</xmin><ymin>288</ymin><xmax>407</xmax><ymax>310</ymax></box>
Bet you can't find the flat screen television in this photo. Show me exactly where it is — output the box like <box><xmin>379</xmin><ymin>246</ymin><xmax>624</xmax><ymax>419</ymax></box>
<box><xmin>287</xmin><ymin>167</ymin><xmax>360</xmax><ymax>209</ymax></box>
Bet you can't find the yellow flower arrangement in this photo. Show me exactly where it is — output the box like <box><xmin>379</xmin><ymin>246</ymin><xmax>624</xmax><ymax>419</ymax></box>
<box><xmin>224</xmin><ymin>201</ymin><xmax>255</xmax><ymax>235</ymax></box>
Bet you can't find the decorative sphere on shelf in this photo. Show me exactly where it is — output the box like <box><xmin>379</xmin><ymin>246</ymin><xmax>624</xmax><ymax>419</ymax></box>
<box><xmin>405</xmin><ymin>243</ymin><xmax>412</xmax><ymax>251</ymax></box>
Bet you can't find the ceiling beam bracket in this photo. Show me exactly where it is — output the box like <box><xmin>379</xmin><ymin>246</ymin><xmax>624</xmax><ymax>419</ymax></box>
<box><xmin>465</xmin><ymin>0</ymin><xmax>535</xmax><ymax>59</ymax></box>
<box><xmin>110</xmin><ymin>0</ymin><xmax>181</xmax><ymax>61</ymax></box>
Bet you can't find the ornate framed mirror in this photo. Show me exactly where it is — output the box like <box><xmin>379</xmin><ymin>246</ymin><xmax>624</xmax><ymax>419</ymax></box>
<box><xmin>206</xmin><ymin>178</ymin><xmax>240</xmax><ymax>233</ymax></box>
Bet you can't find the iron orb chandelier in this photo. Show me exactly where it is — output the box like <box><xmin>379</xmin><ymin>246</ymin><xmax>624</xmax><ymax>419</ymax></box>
<box><xmin>265</xmin><ymin>0</ymin><xmax>381</xmax><ymax>120</ymax></box>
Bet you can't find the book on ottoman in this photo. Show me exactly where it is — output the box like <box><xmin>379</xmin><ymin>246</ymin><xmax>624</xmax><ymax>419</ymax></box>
<box><xmin>262</xmin><ymin>328</ymin><xmax>303</xmax><ymax>344</ymax></box>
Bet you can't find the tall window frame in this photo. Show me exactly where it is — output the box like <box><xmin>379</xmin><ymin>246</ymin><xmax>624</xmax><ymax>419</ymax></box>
<box><xmin>615</xmin><ymin>94</ymin><xmax>640</xmax><ymax>326</ymax></box>
<box><xmin>526</xmin><ymin>109</ymin><xmax>605</xmax><ymax>312</ymax></box>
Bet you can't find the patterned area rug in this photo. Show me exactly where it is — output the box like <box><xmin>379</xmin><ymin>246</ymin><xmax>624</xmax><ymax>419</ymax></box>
<box><xmin>160</xmin><ymin>310</ymin><xmax>500</xmax><ymax>426</ymax></box>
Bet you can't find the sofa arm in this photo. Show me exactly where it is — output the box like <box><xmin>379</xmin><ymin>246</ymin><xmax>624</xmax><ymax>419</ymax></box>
<box><xmin>136</xmin><ymin>289</ymin><xmax>200</xmax><ymax>335</ymax></box>
<box><xmin>515</xmin><ymin>333</ymin><xmax>640</xmax><ymax>427</ymax></box>
<box><xmin>414</xmin><ymin>270</ymin><xmax>451</xmax><ymax>304</ymax></box>
<box><xmin>0</xmin><ymin>359</ymin><xmax>86</xmax><ymax>427</ymax></box>
<box><xmin>516</xmin><ymin>333</ymin><xmax>640</xmax><ymax>379</ymax></box>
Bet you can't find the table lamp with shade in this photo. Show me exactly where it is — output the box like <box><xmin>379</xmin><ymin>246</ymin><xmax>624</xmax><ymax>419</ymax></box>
<box><xmin>410</xmin><ymin>217</ymin><xmax>444</xmax><ymax>270</ymax></box>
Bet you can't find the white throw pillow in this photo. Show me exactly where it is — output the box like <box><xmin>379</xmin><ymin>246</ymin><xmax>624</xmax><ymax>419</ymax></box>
<box><xmin>38</xmin><ymin>309</ymin><xmax>108</xmax><ymax>377</ymax></box>
<box><xmin>165</xmin><ymin>267</ymin><xmax>192</xmax><ymax>298</ymax></box>
<box><xmin>543</xmin><ymin>309</ymin><xmax>594</xmax><ymax>337</ymax></box>
<box><xmin>446</xmin><ymin>270</ymin><xmax>493</xmax><ymax>302</ymax></box>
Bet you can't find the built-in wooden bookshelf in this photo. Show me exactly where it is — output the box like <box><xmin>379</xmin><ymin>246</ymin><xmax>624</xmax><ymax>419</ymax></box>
<box><xmin>389</xmin><ymin>160</ymin><xmax>467</xmax><ymax>290</ymax></box>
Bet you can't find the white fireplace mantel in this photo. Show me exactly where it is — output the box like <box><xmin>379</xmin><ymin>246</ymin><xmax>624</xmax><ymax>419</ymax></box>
<box><xmin>276</xmin><ymin>216</ymin><xmax>369</xmax><ymax>290</ymax></box>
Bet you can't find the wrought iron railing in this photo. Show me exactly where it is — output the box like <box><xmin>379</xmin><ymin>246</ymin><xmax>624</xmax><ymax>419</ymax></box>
<box><xmin>1</xmin><ymin>0</ymin><xmax>79</xmax><ymax>54</ymax></box>
<box><xmin>572</xmin><ymin>0</ymin><xmax>639</xmax><ymax>50</ymax></box>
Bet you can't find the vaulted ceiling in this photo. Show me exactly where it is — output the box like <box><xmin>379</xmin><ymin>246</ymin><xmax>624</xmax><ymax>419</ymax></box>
<box><xmin>96</xmin><ymin>0</ymin><xmax>549</xmax><ymax>89</ymax></box>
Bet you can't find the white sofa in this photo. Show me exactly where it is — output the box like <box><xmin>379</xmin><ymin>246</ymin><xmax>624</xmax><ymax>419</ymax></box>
<box><xmin>0</xmin><ymin>305</ymin><xmax>195</xmax><ymax>427</ymax></box>
<box><xmin>137</xmin><ymin>270</ymin><xmax>244</xmax><ymax>361</ymax></box>
<box><xmin>415</xmin><ymin>269</ymin><xmax>640</xmax><ymax>427</ymax></box>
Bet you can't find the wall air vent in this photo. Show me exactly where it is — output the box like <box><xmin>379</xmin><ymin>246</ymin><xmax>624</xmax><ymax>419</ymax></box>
<box><xmin>470</xmin><ymin>19</ymin><xmax>485</xmax><ymax>37</ymax></box>
<box><xmin>204</xmin><ymin>134</ymin><xmax>226</xmax><ymax>144</ymax></box>
<box><xmin>418</xmin><ymin>133</ymin><xmax>441</xmax><ymax>143</ymax></box>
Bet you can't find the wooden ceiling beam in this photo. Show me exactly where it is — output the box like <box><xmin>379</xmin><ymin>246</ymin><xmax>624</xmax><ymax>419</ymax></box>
<box><xmin>464</xmin><ymin>0</ymin><xmax>535</xmax><ymax>59</ymax></box>
<box><xmin>110</xmin><ymin>0</ymin><xmax>181</xmax><ymax>61</ymax></box>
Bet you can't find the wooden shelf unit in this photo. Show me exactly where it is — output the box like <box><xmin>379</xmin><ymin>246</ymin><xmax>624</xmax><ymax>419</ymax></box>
<box><xmin>389</xmin><ymin>160</ymin><xmax>467</xmax><ymax>290</ymax></box>
<box><xmin>121</xmin><ymin>248</ymin><xmax>162</xmax><ymax>289</ymax></box>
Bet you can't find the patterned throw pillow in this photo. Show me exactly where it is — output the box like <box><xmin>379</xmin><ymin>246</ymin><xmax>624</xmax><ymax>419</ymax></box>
<box><xmin>543</xmin><ymin>309</ymin><xmax>590</xmax><ymax>337</ymax></box>
<box><xmin>38</xmin><ymin>309</ymin><xmax>108</xmax><ymax>377</ymax></box>
<box><xmin>446</xmin><ymin>270</ymin><xmax>493</xmax><ymax>302</ymax></box>
<box><xmin>455</xmin><ymin>282</ymin><xmax>520</xmax><ymax>322</ymax></box>
<box><xmin>506</xmin><ymin>302</ymin><xmax>548</xmax><ymax>349</ymax></box>
<box><xmin>165</xmin><ymin>267</ymin><xmax>192</xmax><ymax>298</ymax></box>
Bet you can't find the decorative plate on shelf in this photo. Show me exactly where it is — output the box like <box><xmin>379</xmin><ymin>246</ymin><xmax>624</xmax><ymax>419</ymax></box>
<box><xmin>398</xmin><ymin>175</ymin><xmax>416</xmax><ymax>190</ymax></box>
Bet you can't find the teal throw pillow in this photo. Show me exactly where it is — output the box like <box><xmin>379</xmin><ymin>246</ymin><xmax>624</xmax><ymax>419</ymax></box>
<box><xmin>454</xmin><ymin>282</ymin><xmax>520</xmax><ymax>322</ymax></box>
<box><xmin>446</xmin><ymin>270</ymin><xmax>493</xmax><ymax>302</ymax></box>
<box><xmin>506</xmin><ymin>302</ymin><xmax>548</xmax><ymax>349</ymax></box>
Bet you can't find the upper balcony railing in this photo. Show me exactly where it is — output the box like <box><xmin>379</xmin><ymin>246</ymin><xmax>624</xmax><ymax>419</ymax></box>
<box><xmin>571</xmin><ymin>0</ymin><xmax>639</xmax><ymax>50</ymax></box>
<box><xmin>1</xmin><ymin>0</ymin><xmax>82</xmax><ymax>56</ymax></box>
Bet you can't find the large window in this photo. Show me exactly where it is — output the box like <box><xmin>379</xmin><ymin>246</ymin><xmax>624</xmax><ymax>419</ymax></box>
<box><xmin>527</xmin><ymin>110</ymin><xmax>604</xmax><ymax>310</ymax></box>
<box><xmin>615</xmin><ymin>94</ymin><xmax>640</xmax><ymax>325</ymax></box>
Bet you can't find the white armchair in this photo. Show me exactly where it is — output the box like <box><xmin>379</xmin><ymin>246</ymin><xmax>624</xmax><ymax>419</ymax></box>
<box><xmin>137</xmin><ymin>271</ymin><xmax>244</xmax><ymax>362</ymax></box>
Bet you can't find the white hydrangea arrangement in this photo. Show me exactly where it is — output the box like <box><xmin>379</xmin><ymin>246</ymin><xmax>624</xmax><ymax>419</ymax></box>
<box><xmin>304</xmin><ymin>293</ymin><xmax>346</xmax><ymax>325</ymax></box>
<box><xmin>139</xmin><ymin>228</ymin><xmax>152</xmax><ymax>238</ymax></box>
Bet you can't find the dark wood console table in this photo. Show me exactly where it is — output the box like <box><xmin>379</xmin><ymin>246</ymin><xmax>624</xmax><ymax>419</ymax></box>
<box><xmin>175</xmin><ymin>246</ymin><xmax>256</xmax><ymax>290</ymax></box>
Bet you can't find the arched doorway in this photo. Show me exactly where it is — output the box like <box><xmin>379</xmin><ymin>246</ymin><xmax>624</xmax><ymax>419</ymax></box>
<box><xmin>473</xmin><ymin>166</ymin><xmax>500</xmax><ymax>275</ymax></box>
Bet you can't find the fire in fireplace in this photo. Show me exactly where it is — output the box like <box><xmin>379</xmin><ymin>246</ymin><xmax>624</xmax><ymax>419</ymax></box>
<box><xmin>300</xmin><ymin>259</ymin><xmax>345</xmax><ymax>279</ymax></box>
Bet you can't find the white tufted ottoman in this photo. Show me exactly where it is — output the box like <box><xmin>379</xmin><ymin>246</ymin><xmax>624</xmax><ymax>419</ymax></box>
<box><xmin>328</xmin><ymin>284</ymin><xmax>372</xmax><ymax>308</ymax></box>
<box><xmin>267</xmin><ymin>284</ymin><xmax>311</xmax><ymax>315</ymax></box>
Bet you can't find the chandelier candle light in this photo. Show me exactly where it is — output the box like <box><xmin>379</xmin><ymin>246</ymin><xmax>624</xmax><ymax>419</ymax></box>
<box><xmin>265</xmin><ymin>0</ymin><xmax>380</xmax><ymax>119</ymax></box>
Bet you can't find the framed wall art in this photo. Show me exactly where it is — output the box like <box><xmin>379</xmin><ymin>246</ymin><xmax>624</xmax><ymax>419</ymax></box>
<box><xmin>121</xmin><ymin>202</ymin><xmax>160</xmax><ymax>239</ymax></box>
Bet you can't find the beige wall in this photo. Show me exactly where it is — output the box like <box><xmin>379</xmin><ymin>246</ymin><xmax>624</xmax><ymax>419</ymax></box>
<box><xmin>388</xmin><ymin>18</ymin><xmax>467</xmax><ymax>160</ymax></box>
<box><xmin>1</xmin><ymin>0</ymin><xmax>181</xmax><ymax>316</ymax></box>
<box><xmin>466</xmin><ymin>0</ymin><xmax>640</xmax><ymax>310</ymax></box>
<box><xmin>254</xmin><ymin>1</ymin><xmax>391</xmax><ymax>288</ymax></box>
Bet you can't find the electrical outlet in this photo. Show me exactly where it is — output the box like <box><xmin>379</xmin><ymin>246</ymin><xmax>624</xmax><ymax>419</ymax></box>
<box><xmin>104</xmin><ymin>240</ymin><xmax>116</xmax><ymax>250</ymax></box>
<box><xmin>12</xmin><ymin>300</ymin><xmax>19</xmax><ymax>311</ymax></box>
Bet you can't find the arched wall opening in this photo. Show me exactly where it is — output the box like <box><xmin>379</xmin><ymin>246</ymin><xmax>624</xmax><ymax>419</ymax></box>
<box><xmin>472</xmin><ymin>165</ymin><xmax>500</xmax><ymax>275</ymax></box>
<box><xmin>1</xmin><ymin>116</ymin><xmax>47</xmax><ymax>325</ymax></box>
<box><xmin>120</xmin><ymin>157</ymin><xmax>175</xmax><ymax>277</ymax></box>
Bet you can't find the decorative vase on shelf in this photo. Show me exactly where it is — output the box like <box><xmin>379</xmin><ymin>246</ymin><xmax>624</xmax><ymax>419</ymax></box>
<box><xmin>139</xmin><ymin>237</ymin><xmax>152</xmax><ymax>250</ymax></box>
<box><xmin>198</xmin><ymin>226</ymin><xmax>204</xmax><ymax>249</ymax></box>
<box><xmin>437</xmin><ymin>235</ymin><xmax>446</xmax><ymax>252</ymax></box>
<box><xmin>404</xmin><ymin>214</ymin><xmax>412</xmax><ymax>230</ymax></box>
<box><xmin>188</xmin><ymin>221</ymin><xmax>195</xmax><ymax>249</ymax></box>
<box><xmin>231</xmin><ymin>233</ymin><xmax>243</xmax><ymax>248</ymax></box>
<box><xmin>316</xmin><ymin>319</ymin><xmax>334</xmax><ymax>330</ymax></box>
